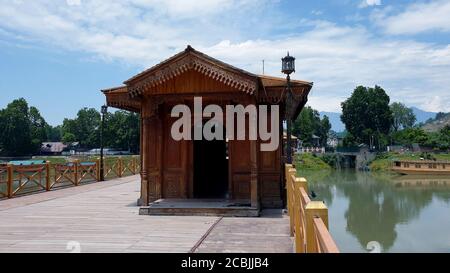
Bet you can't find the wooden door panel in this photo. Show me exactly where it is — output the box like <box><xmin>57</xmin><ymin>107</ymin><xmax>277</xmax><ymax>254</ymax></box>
<box><xmin>162</xmin><ymin>113</ymin><xmax>188</xmax><ymax>198</ymax></box>
<box><xmin>232</xmin><ymin>174</ymin><xmax>251</xmax><ymax>200</ymax></box>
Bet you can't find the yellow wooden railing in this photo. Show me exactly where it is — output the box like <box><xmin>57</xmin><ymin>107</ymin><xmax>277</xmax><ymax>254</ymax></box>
<box><xmin>0</xmin><ymin>156</ymin><xmax>140</xmax><ymax>200</ymax></box>
<box><xmin>285</xmin><ymin>164</ymin><xmax>339</xmax><ymax>253</ymax></box>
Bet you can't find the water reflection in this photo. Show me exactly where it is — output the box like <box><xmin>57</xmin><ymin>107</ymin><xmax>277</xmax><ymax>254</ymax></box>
<box><xmin>301</xmin><ymin>170</ymin><xmax>450</xmax><ymax>252</ymax></box>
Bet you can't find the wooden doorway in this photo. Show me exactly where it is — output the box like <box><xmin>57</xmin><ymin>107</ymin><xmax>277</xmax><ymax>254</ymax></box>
<box><xmin>193</xmin><ymin>137</ymin><xmax>229</xmax><ymax>199</ymax></box>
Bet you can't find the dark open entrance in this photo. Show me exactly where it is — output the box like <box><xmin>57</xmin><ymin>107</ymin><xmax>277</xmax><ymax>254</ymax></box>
<box><xmin>193</xmin><ymin>134</ymin><xmax>229</xmax><ymax>199</ymax></box>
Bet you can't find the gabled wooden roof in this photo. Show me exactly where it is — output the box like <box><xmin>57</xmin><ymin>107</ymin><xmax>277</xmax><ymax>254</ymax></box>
<box><xmin>102</xmin><ymin>46</ymin><xmax>313</xmax><ymax>118</ymax></box>
<box><xmin>125</xmin><ymin>45</ymin><xmax>259</xmax><ymax>97</ymax></box>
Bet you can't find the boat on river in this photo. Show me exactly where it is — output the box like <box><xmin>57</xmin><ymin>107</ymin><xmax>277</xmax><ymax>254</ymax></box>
<box><xmin>392</xmin><ymin>174</ymin><xmax>450</xmax><ymax>188</ymax></box>
<box><xmin>392</xmin><ymin>160</ymin><xmax>450</xmax><ymax>175</ymax></box>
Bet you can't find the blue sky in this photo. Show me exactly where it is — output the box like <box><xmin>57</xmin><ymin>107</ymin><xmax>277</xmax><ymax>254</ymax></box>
<box><xmin>0</xmin><ymin>0</ymin><xmax>449</xmax><ymax>125</ymax></box>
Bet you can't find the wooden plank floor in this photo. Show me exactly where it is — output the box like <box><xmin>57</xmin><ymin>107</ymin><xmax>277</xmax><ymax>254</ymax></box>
<box><xmin>195</xmin><ymin>210</ymin><xmax>293</xmax><ymax>253</ymax></box>
<box><xmin>0</xmin><ymin>176</ymin><xmax>293</xmax><ymax>253</ymax></box>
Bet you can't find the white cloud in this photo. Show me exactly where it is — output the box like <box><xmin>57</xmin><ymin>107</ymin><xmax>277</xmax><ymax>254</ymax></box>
<box><xmin>66</xmin><ymin>0</ymin><xmax>81</xmax><ymax>6</ymax></box>
<box><xmin>359</xmin><ymin>0</ymin><xmax>381</xmax><ymax>8</ymax></box>
<box><xmin>0</xmin><ymin>0</ymin><xmax>449</xmax><ymax>113</ymax></box>
<box><xmin>376</xmin><ymin>0</ymin><xmax>450</xmax><ymax>34</ymax></box>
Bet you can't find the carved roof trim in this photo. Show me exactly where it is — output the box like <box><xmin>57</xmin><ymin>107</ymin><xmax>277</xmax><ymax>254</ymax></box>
<box><xmin>102</xmin><ymin>86</ymin><xmax>140</xmax><ymax>113</ymax></box>
<box><xmin>125</xmin><ymin>46</ymin><xmax>259</xmax><ymax>97</ymax></box>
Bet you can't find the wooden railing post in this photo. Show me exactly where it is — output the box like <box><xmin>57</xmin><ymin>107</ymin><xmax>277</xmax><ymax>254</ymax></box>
<box><xmin>74</xmin><ymin>160</ymin><xmax>79</xmax><ymax>186</ymax></box>
<box><xmin>285</xmin><ymin>164</ymin><xmax>296</xmax><ymax>236</ymax></box>
<box><xmin>305</xmin><ymin>201</ymin><xmax>328</xmax><ymax>253</ymax></box>
<box><xmin>45</xmin><ymin>161</ymin><xmax>51</xmax><ymax>191</ymax></box>
<box><xmin>132</xmin><ymin>157</ymin><xmax>137</xmax><ymax>174</ymax></box>
<box><xmin>7</xmin><ymin>164</ymin><xmax>13</xmax><ymax>198</ymax></box>
<box><xmin>293</xmin><ymin>176</ymin><xmax>308</xmax><ymax>253</ymax></box>
<box><xmin>118</xmin><ymin>157</ymin><xmax>123</xmax><ymax>178</ymax></box>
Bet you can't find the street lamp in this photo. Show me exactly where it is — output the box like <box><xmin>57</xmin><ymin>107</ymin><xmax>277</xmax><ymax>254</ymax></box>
<box><xmin>282</xmin><ymin>52</ymin><xmax>296</xmax><ymax>164</ymax></box>
<box><xmin>100</xmin><ymin>104</ymin><xmax>108</xmax><ymax>181</ymax></box>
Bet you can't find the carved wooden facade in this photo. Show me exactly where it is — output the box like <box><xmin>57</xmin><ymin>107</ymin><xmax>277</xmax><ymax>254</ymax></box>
<box><xmin>102</xmin><ymin>46</ymin><xmax>312</xmax><ymax>209</ymax></box>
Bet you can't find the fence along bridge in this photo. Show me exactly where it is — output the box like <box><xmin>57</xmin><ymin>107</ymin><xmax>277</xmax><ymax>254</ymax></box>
<box><xmin>0</xmin><ymin>158</ymin><xmax>338</xmax><ymax>253</ymax></box>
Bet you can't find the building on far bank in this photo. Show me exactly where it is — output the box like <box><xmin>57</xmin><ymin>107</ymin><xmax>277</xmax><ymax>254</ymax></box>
<box><xmin>40</xmin><ymin>142</ymin><xmax>67</xmax><ymax>156</ymax></box>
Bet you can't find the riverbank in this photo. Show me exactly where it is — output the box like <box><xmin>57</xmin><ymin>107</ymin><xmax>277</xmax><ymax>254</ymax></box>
<box><xmin>370</xmin><ymin>152</ymin><xmax>450</xmax><ymax>172</ymax></box>
<box><xmin>294</xmin><ymin>154</ymin><xmax>332</xmax><ymax>171</ymax></box>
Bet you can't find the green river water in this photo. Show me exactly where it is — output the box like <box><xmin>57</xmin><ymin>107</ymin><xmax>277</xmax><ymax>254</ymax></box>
<box><xmin>301</xmin><ymin>170</ymin><xmax>450</xmax><ymax>253</ymax></box>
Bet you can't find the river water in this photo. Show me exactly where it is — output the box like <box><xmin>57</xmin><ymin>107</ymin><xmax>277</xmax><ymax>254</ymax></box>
<box><xmin>301</xmin><ymin>170</ymin><xmax>450</xmax><ymax>253</ymax></box>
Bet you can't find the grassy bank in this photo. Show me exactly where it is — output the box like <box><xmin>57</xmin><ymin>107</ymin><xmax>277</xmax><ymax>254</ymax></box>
<box><xmin>370</xmin><ymin>152</ymin><xmax>450</xmax><ymax>172</ymax></box>
<box><xmin>294</xmin><ymin>154</ymin><xmax>332</xmax><ymax>171</ymax></box>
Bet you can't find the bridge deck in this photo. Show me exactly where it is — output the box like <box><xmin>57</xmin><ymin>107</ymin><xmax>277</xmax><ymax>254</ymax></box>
<box><xmin>0</xmin><ymin>175</ymin><xmax>292</xmax><ymax>253</ymax></box>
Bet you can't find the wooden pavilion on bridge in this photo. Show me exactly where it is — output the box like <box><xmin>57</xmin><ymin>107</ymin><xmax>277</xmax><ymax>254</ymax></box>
<box><xmin>102</xmin><ymin>46</ymin><xmax>312</xmax><ymax>216</ymax></box>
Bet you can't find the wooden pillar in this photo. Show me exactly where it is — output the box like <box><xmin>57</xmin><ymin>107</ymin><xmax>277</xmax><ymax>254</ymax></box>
<box><xmin>156</xmin><ymin>115</ymin><xmax>163</xmax><ymax>200</ymax></box>
<box><xmin>250</xmin><ymin>139</ymin><xmax>259</xmax><ymax>208</ymax></box>
<box><xmin>140</xmin><ymin>116</ymin><xmax>151</xmax><ymax>206</ymax></box>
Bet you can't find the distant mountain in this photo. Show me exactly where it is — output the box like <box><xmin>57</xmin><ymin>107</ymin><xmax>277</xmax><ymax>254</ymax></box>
<box><xmin>320</xmin><ymin>112</ymin><xmax>345</xmax><ymax>133</ymax></box>
<box><xmin>422</xmin><ymin>112</ymin><xmax>450</xmax><ymax>132</ymax></box>
<box><xmin>411</xmin><ymin>107</ymin><xmax>437</xmax><ymax>124</ymax></box>
<box><xmin>320</xmin><ymin>107</ymin><xmax>439</xmax><ymax>133</ymax></box>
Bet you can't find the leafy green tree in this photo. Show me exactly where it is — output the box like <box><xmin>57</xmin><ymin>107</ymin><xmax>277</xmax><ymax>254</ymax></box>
<box><xmin>293</xmin><ymin>107</ymin><xmax>315</xmax><ymax>145</ymax></box>
<box><xmin>343</xmin><ymin>132</ymin><xmax>357</xmax><ymax>147</ymax></box>
<box><xmin>391</xmin><ymin>128</ymin><xmax>429</xmax><ymax>146</ymax></box>
<box><xmin>61</xmin><ymin>108</ymin><xmax>101</xmax><ymax>148</ymax></box>
<box><xmin>437</xmin><ymin>125</ymin><xmax>450</xmax><ymax>150</ymax></box>
<box><xmin>0</xmin><ymin>98</ymin><xmax>33</xmax><ymax>156</ymax></box>
<box><xmin>319</xmin><ymin>116</ymin><xmax>331</xmax><ymax>146</ymax></box>
<box><xmin>61</xmin><ymin>108</ymin><xmax>140</xmax><ymax>152</ymax></box>
<box><xmin>293</xmin><ymin>106</ymin><xmax>331</xmax><ymax>147</ymax></box>
<box><xmin>103</xmin><ymin>111</ymin><xmax>140</xmax><ymax>153</ymax></box>
<box><xmin>29</xmin><ymin>106</ymin><xmax>49</xmax><ymax>153</ymax></box>
<box><xmin>46</xmin><ymin>125</ymin><xmax>62</xmax><ymax>142</ymax></box>
<box><xmin>390</xmin><ymin>102</ymin><xmax>416</xmax><ymax>132</ymax></box>
<box><xmin>341</xmin><ymin>86</ymin><xmax>393</xmax><ymax>148</ymax></box>
<box><xmin>62</xmin><ymin>132</ymin><xmax>77</xmax><ymax>143</ymax></box>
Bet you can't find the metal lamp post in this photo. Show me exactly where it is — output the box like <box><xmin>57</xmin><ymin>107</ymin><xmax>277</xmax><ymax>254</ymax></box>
<box><xmin>282</xmin><ymin>52</ymin><xmax>296</xmax><ymax>164</ymax></box>
<box><xmin>100</xmin><ymin>104</ymin><xmax>108</xmax><ymax>181</ymax></box>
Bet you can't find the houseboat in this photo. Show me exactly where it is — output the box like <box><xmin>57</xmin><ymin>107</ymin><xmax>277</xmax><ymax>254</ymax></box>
<box><xmin>392</xmin><ymin>160</ymin><xmax>450</xmax><ymax>175</ymax></box>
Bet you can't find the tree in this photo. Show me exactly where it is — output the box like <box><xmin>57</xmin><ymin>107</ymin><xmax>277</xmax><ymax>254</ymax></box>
<box><xmin>61</xmin><ymin>108</ymin><xmax>140</xmax><ymax>152</ymax></box>
<box><xmin>341</xmin><ymin>86</ymin><xmax>393</xmax><ymax>148</ymax></box>
<box><xmin>293</xmin><ymin>106</ymin><xmax>331</xmax><ymax>147</ymax></box>
<box><xmin>319</xmin><ymin>116</ymin><xmax>331</xmax><ymax>146</ymax></box>
<box><xmin>46</xmin><ymin>125</ymin><xmax>62</xmax><ymax>142</ymax></box>
<box><xmin>391</xmin><ymin>128</ymin><xmax>429</xmax><ymax>146</ymax></box>
<box><xmin>29</xmin><ymin>106</ymin><xmax>49</xmax><ymax>153</ymax></box>
<box><xmin>437</xmin><ymin>125</ymin><xmax>450</xmax><ymax>150</ymax></box>
<box><xmin>0</xmin><ymin>98</ymin><xmax>33</xmax><ymax>156</ymax></box>
<box><xmin>293</xmin><ymin>107</ymin><xmax>315</xmax><ymax>145</ymax></box>
<box><xmin>61</xmin><ymin>108</ymin><xmax>101</xmax><ymax>148</ymax></box>
<box><xmin>103</xmin><ymin>111</ymin><xmax>140</xmax><ymax>153</ymax></box>
<box><xmin>390</xmin><ymin>102</ymin><xmax>416</xmax><ymax>132</ymax></box>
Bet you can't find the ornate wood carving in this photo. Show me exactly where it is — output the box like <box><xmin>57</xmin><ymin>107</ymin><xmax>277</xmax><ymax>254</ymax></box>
<box><xmin>103</xmin><ymin>88</ymin><xmax>140</xmax><ymax>113</ymax></box>
<box><xmin>128</xmin><ymin>53</ymin><xmax>258</xmax><ymax>97</ymax></box>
